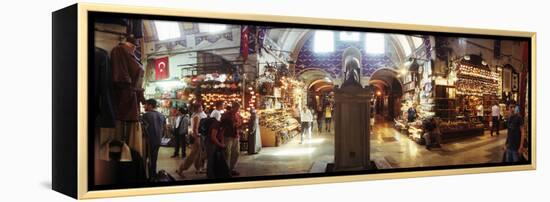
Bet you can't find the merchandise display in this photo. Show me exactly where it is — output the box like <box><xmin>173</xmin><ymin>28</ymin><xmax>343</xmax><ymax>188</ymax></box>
<box><xmin>456</xmin><ymin>63</ymin><xmax>499</xmax><ymax>96</ymax></box>
<box><xmin>259</xmin><ymin>109</ymin><xmax>300</xmax><ymax>146</ymax></box>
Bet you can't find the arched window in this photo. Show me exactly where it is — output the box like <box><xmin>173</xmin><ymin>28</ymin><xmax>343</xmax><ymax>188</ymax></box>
<box><xmin>365</xmin><ymin>33</ymin><xmax>385</xmax><ymax>54</ymax></box>
<box><xmin>340</xmin><ymin>31</ymin><xmax>360</xmax><ymax>41</ymax></box>
<box><xmin>154</xmin><ymin>20</ymin><xmax>181</xmax><ymax>41</ymax></box>
<box><xmin>199</xmin><ymin>23</ymin><xmax>227</xmax><ymax>33</ymax></box>
<box><xmin>396</xmin><ymin>35</ymin><xmax>412</xmax><ymax>56</ymax></box>
<box><xmin>411</xmin><ymin>36</ymin><xmax>424</xmax><ymax>48</ymax></box>
<box><xmin>314</xmin><ymin>30</ymin><xmax>334</xmax><ymax>53</ymax></box>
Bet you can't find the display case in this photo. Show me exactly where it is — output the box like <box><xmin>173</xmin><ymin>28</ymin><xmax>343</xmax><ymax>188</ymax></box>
<box><xmin>434</xmin><ymin>85</ymin><xmax>457</xmax><ymax>120</ymax></box>
<box><xmin>407</xmin><ymin>120</ymin><xmax>484</xmax><ymax>145</ymax></box>
<box><xmin>258</xmin><ymin>109</ymin><xmax>300</xmax><ymax>147</ymax></box>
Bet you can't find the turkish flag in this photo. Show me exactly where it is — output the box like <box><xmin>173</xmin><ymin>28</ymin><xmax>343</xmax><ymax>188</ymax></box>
<box><xmin>155</xmin><ymin>57</ymin><xmax>169</xmax><ymax>80</ymax></box>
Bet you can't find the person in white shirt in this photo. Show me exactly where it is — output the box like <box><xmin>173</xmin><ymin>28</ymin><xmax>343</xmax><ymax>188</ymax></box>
<box><xmin>210</xmin><ymin>101</ymin><xmax>224</xmax><ymax>121</ymax></box>
<box><xmin>300</xmin><ymin>106</ymin><xmax>313</xmax><ymax>144</ymax></box>
<box><xmin>491</xmin><ymin>104</ymin><xmax>501</xmax><ymax>136</ymax></box>
<box><xmin>476</xmin><ymin>103</ymin><xmax>484</xmax><ymax>122</ymax></box>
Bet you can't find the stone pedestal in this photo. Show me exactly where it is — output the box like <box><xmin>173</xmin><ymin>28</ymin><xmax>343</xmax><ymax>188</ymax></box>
<box><xmin>334</xmin><ymin>83</ymin><xmax>372</xmax><ymax>171</ymax></box>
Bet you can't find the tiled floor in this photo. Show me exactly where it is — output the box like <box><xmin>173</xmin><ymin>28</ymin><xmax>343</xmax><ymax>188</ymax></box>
<box><xmin>370</xmin><ymin>119</ymin><xmax>506</xmax><ymax>168</ymax></box>
<box><xmin>157</xmin><ymin>128</ymin><xmax>335</xmax><ymax>180</ymax></box>
<box><xmin>156</xmin><ymin>118</ymin><xmax>507</xmax><ymax>180</ymax></box>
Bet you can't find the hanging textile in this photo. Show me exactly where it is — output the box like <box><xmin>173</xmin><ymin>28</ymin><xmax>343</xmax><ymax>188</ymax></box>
<box><xmin>127</xmin><ymin>19</ymin><xmax>143</xmax><ymax>39</ymax></box>
<box><xmin>97</xmin><ymin>140</ymin><xmax>147</xmax><ymax>185</ymax></box>
<box><xmin>99</xmin><ymin>121</ymin><xmax>144</xmax><ymax>158</ymax></box>
<box><xmin>423</xmin><ymin>36</ymin><xmax>431</xmax><ymax>60</ymax></box>
<box><xmin>257</xmin><ymin>26</ymin><xmax>267</xmax><ymax>56</ymax></box>
<box><xmin>519</xmin><ymin>41</ymin><xmax>529</xmax><ymax>117</ymax></box>
<box><xmin>248</xmin><ymin>26</ymin><xmax>257</xmax><ymax>55</ymax></box>
<box><xmin>240</xmin><ymin>25</ymin><xmax>249</xmax><ymax>61</ymax></box>
<box><xmin>111</xmin><ymin>43</ymin><xmax>145</xmax><ymax>121</ymax></box>
<box><xmin>94</xmin><ymin>47</ymin><xmax>116</xmax><ymax>128</ymax></box>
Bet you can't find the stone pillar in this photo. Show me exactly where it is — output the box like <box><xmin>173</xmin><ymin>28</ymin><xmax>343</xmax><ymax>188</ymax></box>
<box><xmin>334</xmin><ymin>83</ymin><xmax>372</xmax><ymax>171</ymax></box>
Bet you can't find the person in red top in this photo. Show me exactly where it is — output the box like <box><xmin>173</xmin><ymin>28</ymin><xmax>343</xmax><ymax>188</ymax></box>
<box><xmin>206</xmin><ymin>119</ymin><xmax>231</xmax><ymax>179</ymax></box>
<box><xmin>220</xmin><ymin>102</ymin><xmax>243</xmax><ymax>176</ymax></box>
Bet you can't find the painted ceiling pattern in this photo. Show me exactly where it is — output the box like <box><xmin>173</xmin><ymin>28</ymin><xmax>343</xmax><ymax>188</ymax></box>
<box><xmin>295</xmin><ymin>36</ymin><xmax>396</xmax><ymax>78</ymax></box>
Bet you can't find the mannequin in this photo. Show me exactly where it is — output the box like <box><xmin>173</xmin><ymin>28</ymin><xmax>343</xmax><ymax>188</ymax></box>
<box><xmin>110</xmin><ymin>36</ymin><xmax>145</xmax><ymax>158</ymax></box>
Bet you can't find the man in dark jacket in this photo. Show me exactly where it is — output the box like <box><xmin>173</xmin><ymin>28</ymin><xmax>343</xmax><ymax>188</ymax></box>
<box><xmin>172</xmin><ymin>107</ymin><xmax>190</xmax><ymax>158</ymax></box>
<box><xmin>504</xmin><ymin>104</ymin><xmax>525</xmax><ymax>162</ymax></box>
<box><xmin>142</xmin><ymin>99</ymin><xmax>166</xmax><ymax>178</ymax></box>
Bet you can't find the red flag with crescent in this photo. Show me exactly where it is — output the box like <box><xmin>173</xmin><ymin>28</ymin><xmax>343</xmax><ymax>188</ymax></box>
<box><xmin>155</xmin><ymin>57</ymin><xmax>169</xmax><ymax>80</ymax></box>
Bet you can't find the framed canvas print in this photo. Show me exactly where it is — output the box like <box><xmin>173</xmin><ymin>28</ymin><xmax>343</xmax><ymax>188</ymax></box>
<box><xmin>52</xmin><ymin>3</ymin><xmax>536</xmax><ymax>199</ymax></box>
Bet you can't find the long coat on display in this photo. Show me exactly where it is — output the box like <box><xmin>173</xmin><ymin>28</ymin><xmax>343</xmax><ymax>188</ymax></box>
<box><xmin>110</xmin><ymin>43</ymin><xmax>145</xmax><ymax>121</ymax></box>
<box><xmin>94</xmin><ymin>47</ymin><xmax>116</xmax><ymax>127</ymax></box>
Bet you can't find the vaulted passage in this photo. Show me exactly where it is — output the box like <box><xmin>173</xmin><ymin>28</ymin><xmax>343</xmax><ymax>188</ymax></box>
<box><xmin>90</xmin><ymin>16</ymin><xmax>531</xmax><ymax>187</ymax></box>
<box><xmin>369</xmin><ymin>68</ymin><xmax>403</xmax><ymax>120</ymax></box>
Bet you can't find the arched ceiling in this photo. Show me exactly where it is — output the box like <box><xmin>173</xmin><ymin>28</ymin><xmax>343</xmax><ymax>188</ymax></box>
<box><xmin>369</xmin><ymin>68</ymin><xmax>403</xmax><ymax>93</ymax></box>
<box><xmin>297</xmin><ymin>69</ymin><xmax>333</xmax><ymax>88</ymax></box>
<box><xmin>266</xmin><ymin>29</ymin><xmax>425</xmax><ymax>67</ymax></box>
<box><xmin>266</xmin><ymin>28</ymin><xmax>310</xmax><ymax>54</ymax></box>
<box><xmin>370</xmin><ymin>68</ymin><xmax>399</xmax><ymax>86</ymax></box>
<box><xmin>143</xmin><ymin>21</ymin><xmax>426</xmax><ymax>72</ymax></box>
<box><xmin>310</xmin><ymin>80</ymin><xmax>334</xmax><ymax>92</ymax></box>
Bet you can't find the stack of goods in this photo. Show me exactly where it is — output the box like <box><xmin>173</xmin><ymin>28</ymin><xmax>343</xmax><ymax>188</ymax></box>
<box><xmin>438</xmin><ymin>121</ymin><xmax>484</xmax><ymax>132</ymax></box>
<box><xmin>407</xmin><ymin>120</ymin><xmax>424</xmax><ymax>142</ymax></box>
<box><xmin>258</xmin><ymin>109</ymin><xmax>300</xmax><ymax>147</ymax></box>
<box><xmin>200</xmin><ymin>93</ymin><xmax>241</xmax><ymax>110</ymax></box>
<box><xmin>191</xmin><ymin>81</ymin><xmax>242</xmax><ymax>93</ymax></box>
<box><xmin>456</xmin><ymin>64</ymin><xmax>499</xmax><ymax>96</ymax></box>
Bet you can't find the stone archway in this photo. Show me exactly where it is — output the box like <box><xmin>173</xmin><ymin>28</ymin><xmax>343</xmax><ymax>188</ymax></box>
<box><xmin>297</xmin><ymin>68</ymin><xmax>335</xmax><ymax>112</ymax></box>
<box><xmin>369</xmin><ymin>68</ymin><xmax>403</xmax><ymax>120</ymax></box>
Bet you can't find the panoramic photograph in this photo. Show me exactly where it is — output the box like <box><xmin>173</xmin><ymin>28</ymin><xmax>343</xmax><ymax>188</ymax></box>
<box><xmin>91</xmin><ymin>16</ymin><xmax>531</xmax><ymax>187</ymax></box>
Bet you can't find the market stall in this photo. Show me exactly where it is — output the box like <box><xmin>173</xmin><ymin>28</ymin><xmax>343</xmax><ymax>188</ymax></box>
<box><xmin>395</xmin><ymin>55</ymin><xmax>502</xmax><ymax>145</ymax></box>
<box><xmin>256</xmin><ymin>65</ymin><xmax>304</xmax><ymax>147</ymax></box>
<box><xmin>259</xmin><ymin>109</ymin><xmax>301</xmax><ymax>146</ymax></box>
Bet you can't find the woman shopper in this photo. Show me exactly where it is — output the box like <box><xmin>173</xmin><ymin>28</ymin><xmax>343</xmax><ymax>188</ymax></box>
<box><xmin>205</xmin><ymin>117</ymin><xmax>231</xmax><ymax>179</ymax></box>
<box><xmin>316</xmin><ymin>110</ymin><xmax>323</xmax><ymax>133</ymax></box>
<box><xmin>176</xmin><ymin>103</ymin><xmax>206</xmax><ymax>178</ymax></box>
<box><xmin>300</xmin><ymin>106</ymin><xmax>313</xmax><ymax>144</ymax></box>
<box><xmin>325</xmin><ymin>104</ymin><xmax>333</xmax><ymax>132</ymax></box>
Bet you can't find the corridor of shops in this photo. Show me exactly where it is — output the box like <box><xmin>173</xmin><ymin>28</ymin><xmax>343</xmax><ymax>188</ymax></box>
<box><xmin>157</xmin><ymin>124</ymin><xmax>335</xmax><ymax>180</ymax></box>
<box><xmin>155</xmin><ymin>114</ymin><xmax>508</xmax><ymax>180</ymax></box>
<box><xmin>92</xmin><ymin>17</ymin><xmax>530</xmax><ymax>186</ymax></box>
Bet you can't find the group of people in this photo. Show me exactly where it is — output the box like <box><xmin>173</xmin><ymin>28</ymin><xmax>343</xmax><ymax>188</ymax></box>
<box><xmin>419</xmin><ymin>102</ymin><xmax>526</xmax><ymax>163</ymax></box>
<box><xmin>295</xmin><ymin>104</ymin><xmax>333</xmax><ymax>144</ymax></box>
<box><xmin>141</xmin><ymin>99</ymin><xmax>244</xmax><ymax>180</ymax></box>
<box><xmin>473</xmin><ymin>102</ymin><xmax>525</xmax><ymax>163</ymax></box>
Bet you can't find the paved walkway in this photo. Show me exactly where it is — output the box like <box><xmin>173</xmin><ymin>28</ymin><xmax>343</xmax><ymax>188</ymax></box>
<box><xmin>370</xmin><ymin>119</ymin><xmax>506</xmax><ymax>168</ymax></box>
<box><xmin>156</xmin><ymin>119</ymin><xmax>507</xmax><ymax>180</ymax></box>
